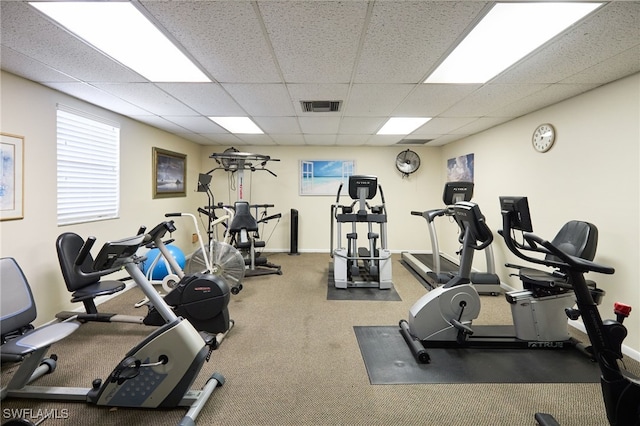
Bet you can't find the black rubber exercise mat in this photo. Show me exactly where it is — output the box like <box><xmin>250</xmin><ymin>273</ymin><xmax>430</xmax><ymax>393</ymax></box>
<box><xmin>327</xmin><ymin>264</ymin><xmax>401</xmax><ymax>301</ymax></box>
<box><xmin>354</xmin><ymin>326</ymin><xmax>601</xmax><ymax>384</ymax></box>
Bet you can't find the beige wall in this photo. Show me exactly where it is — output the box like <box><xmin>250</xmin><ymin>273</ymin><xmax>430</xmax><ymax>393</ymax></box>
<box><xmin>440</xmin><ymin>73</ymin><xmax>640</xmax><ymax>353</ymax></box>
<box><xmin>200</xmin><ymin>144</ymin><xmax>443</xmax><ymax>253</ymax></box>
<box><xmin>1</xmin><ymin>70</ymin><xmax>638</xmax><ymax>357</ymax></box>
<box><xmin>0</xmin><ymin>71</ymin><xmax>203</xmax><ymax>324</ymax></box>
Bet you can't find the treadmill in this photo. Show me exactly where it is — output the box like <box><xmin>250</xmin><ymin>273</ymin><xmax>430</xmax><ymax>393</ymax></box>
<box><xmin>401</xmin><ymin>182</ymin><xmax>502</xmax><ymax>295</ymax></box>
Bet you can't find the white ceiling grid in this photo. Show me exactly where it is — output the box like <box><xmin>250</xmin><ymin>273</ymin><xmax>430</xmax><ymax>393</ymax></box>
<box><xmin>1</xmin><ymin>1</ymin><xmax>638</xmax><ymax>146</ymax></box>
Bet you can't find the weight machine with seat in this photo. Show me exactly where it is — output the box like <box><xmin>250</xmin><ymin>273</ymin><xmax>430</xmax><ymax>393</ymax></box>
<box><xmin>330</xmin><ymin>175</ymin><xmax>392</xmax><ymax>289</ymax></box>
<box><xmin>204</xmin><ymin>148</ymin><xmax>283</xmax><ymax>277</ymax></box>
<box><xmin>227</xmin><ymin>201</ymin><xmax>282</xmax><ymax>277</ymax></box>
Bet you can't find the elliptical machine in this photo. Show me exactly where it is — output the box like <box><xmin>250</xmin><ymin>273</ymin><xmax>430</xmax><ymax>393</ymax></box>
<box><xmin>330</xmin><ymin>175</ymin><xmax>392</xmax><ymax>289</ymax></box>
<box><xmin>1</xmin><ymin>232</ymin><xmax>224</xmax><ymax>425</ymax></box>
<box><xmin>399</xmin><ymin>201</ymin><xmax>589</xmax><ymax>364</ymax></box>
<box><xmin>499</xmin><ymin>197</ymin><xmax>639</xmax><ymax>426</ymax></box>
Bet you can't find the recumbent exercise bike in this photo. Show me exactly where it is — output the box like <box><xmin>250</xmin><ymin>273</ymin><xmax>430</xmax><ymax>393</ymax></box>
<box><xmin>1</xmin><ymin>231</ymin><xmax>225</xmax><ymax>425</ymax></box>
<box><xmin>400</xmin><ymin>200</ymin><xmax>597</xmax><ymax>363</ymax></box>
<box><xmin>55</xmin><ymin>221</ymin><xmax>233</xmax><ymax>345</ymax></box>
<box><xmin>499</xmin><ymin>196</ymin><xmax>639</xmax><ymax>426</ymax></box>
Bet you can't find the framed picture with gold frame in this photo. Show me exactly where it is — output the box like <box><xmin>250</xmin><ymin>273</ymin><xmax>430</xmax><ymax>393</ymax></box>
<box><xmin>153</xmin><ymin>147</ymin><xmax>186</xmax><ymax>198</ymax></box>
<box><xmin>1</xmin><ymin>133</ymin><xmax>25</xmax><ymax>220</ymax></box>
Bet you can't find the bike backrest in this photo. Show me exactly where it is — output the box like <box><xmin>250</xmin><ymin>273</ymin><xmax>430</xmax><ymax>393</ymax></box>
<box><xmin>56</xmin><ymin>232</ymin><xmax>99</xmax><ymax>291</ymax></box>
<box><xmin>548</xmin><ymin>220</ymin><xmax>598</xmax><ymax>262</ymax></box>
<box><xmin>0</xmin><ymin>257</ymin><xmax>36</xmax><ymax>339</ymax></box>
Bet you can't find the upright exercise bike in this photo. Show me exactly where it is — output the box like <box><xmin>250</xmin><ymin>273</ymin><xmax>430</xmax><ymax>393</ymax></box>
<box><xmin>1</xmin><ymin>232</ymin><xmax>224</xmax><ymax>425</ymax></box>
<box><xmin>499</xmin><ymin>197</ymin><xmax>639</xmax><ymax>426</ymax></box>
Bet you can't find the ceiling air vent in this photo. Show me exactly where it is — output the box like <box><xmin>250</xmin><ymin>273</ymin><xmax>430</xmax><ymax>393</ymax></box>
<box><xmin>301</xmin><ymin>100</ymin><xmax>341</xmax><ymax>112</ymax></box>
<box><xmin>397</xmin><ymin>139</ymin><xmax>433</xmax><ymax>145</ymax></box>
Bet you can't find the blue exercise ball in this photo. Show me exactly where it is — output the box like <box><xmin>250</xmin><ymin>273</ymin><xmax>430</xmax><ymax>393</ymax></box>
<box><xmin>141</xmin><ymin>245</ymin><xmax>186</xmax><ymax>280</ymax></box>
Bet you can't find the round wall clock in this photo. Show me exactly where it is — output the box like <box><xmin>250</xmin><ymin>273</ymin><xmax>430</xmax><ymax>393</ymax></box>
<box><xmin>532</xmin><ymin>123</ymin><xmax>556</xmax><ymax>153</ymax></box>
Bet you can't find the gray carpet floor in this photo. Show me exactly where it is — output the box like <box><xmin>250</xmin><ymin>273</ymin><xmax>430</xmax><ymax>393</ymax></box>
<box><xmin>2</xmin><ymin>253</ymin><xmax>638</xmax><ymax>425</ymax></box>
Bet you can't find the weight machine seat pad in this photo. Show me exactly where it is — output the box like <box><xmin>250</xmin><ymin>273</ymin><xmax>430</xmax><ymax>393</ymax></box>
<box><xmin>229</xmin><ymin>201</ymin><xmax>259</xmax><ymax>233</ymax></box>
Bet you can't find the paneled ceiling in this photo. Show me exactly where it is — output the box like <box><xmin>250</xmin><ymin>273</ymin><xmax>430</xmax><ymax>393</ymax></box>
<box><xmin>1</xmin><ymin>1</ymin><xmax>639</xmax><ymax>146</ymax></box>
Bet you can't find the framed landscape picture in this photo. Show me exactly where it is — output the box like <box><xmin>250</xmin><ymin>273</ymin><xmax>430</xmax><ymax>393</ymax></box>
<box><xmin>300</xmin><ymin>160</ymin><xmax>355</xmax><ymax>196</ymax></box>
<box><xmin>1</xmin><ymin>133</ymin><xmax>24</xmax><ymax>220</ymax></box>
<box><xmin>153</xmin><ymin>147</ymin><xmax>186</xmax><ymax>198</ymax></box>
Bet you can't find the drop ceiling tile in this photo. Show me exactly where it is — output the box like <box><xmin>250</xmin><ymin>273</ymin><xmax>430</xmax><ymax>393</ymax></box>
<box><xmin>162</xmin><ymin>116</ymin><xmax>226</xmax><ymax>133</ymax></box>
<box><xmin>427</xmin><ymin>135</ymin><xmax>466</xmax><ymax>146</ymax></box>
<box><xmin>412</xmin><ymin>117</ymin><xmax>479</xmax><ymax>135</ymax></box>
<box><xmin>395</xmin><ymin>84</ymin><xmax>482</xmax><ymax>116</ymax></box>
<box><xmin>93</xmin><ymin>83</ymin><xmax>196</xmax><ymax>115</ymax></box>
<box><xmin>175</xmin><ymin>133</ymin><xmax>215</xmax><ymax>145</ymax></box>
<box><xmin>355</xmin><ymin>1</ymin><xmax>487</xmax><ymax>83</ymax></box>
<box><xmin>489</xmin><ymin>83</ymin><xmax>600</xmax><ymax>117</ymax></box>
<box><xmin>1</xmin><ymin>47</ymin><xmax>77</xmax><ymax>83</ymax></box>
<box><xmin>495</xmin><ymin>2</ymin><xmax>640</xmax><ymax>85</ymax></box>
<box><xmin>298</xmin><ymin>117</ymin><xmax>341</xmax><ymax>134</ymax></box>
<box><xmin>336</xmin><ymin>134</ymin><xmax>370</xmax><ymax>145</ymax></box>
<box><xmin>339</xmin><ymin>117</ymin><xmax>386</xmax><ymax>134</ymax></box>
<box><xmin>443</xmin><ymin>84</ymin><xmax>548</xmax><ymax>117</ymax></box>
<box><xmin>140</xmin><ymin>0</ymin><xmax>281</xmax><ymax>83</ymax></box>
<box><xmin>200</xmin><ymin>134</ymin><xmax>245</xmax><ymax>146</ymax></box>
<box><xmin>156</xmin><ymin>83</ymin><xmax>245</xmax><ymax>116</ymax></box>
<box><xmin>46</xmin><ymin>82</ymin><xmax>151</xmax><ymax>116</ymax></box>
<box><xmin>234</xmin><ymin>134</ymin><xmax>277</xmax><ymax>145</ymax></box>
<box><xmin>304</xmin><ymin>134</ymin><xmax>338</xmax><ymax>145</ymax></box>
<box><xmin>259</xmin><ymin>1</ymin><xmax>368</xmax><ymax>83</ymax></box>
<box><xmin>343</xmin><ymin>84</ymin><xmax>414</xmax><ymax>116</ymax></box>
<box><xmin>560</xmin><ymin>45</ymin><xmax>640</xmax><ymax>85</ymax></box>
<box><xmin>365</xmin><ymin>135</ymin><xmax>404</xmax><ymax>146</ymax></box>
<box><xmin>270</xmin><ymin>134</ymin><xmax>307</xmax><ymax>145</ymax></box>
<box><xmin>450</xmin><ymin>117</ymin><xmax>513</xmax><ymax>135</ymax></box>
<box><xmin>130</xmin><ymin>115</ymin><xmax>191</xmax><ymax>133</ymax></box>
<box><xmin>253</xmin><ymin>117</ymin><xmax>301</xmax><ymax>134</ymax></box>
<box><xmin>1</xmin><ymin>2</ymin><xmax>145</xmax><ymax>83</ymax></box>
<box><xmin>222</xmin><ymin>83</ymin><xmax>295</xmax><ymax>115</ymax></box>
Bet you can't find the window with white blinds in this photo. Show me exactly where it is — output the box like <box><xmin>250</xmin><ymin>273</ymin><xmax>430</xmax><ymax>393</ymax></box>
<box><xmin>57</xmin><ymin>106</ymin><xmax>120</xmax><ymax>225</ymax></box>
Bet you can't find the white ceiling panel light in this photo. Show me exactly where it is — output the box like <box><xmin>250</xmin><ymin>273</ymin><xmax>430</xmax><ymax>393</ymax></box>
<box><xmin>377</xmin><ymin>117</ymin><xmax>431</xmax><ymax>135</ymax></box>
<box><xmin>208</xmin><ymin>117</ymin><xmax>264</xmax><ymax>134</ymax></box>
<box><xmin>425</xmin><ymin>2</ymin><xmax>603</xmax><ymax>84</ymax></box>
<box><xmin>29</xmin><ymin>1</ymin><xmax>210</xmax><ymax>82</ymax></box>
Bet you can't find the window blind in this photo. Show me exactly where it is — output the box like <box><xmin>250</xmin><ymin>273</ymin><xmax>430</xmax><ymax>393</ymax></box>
<box><xmin>57</xmin><ymin>107</ymin><xmax>120</xmax><ymax>225</ymax></box>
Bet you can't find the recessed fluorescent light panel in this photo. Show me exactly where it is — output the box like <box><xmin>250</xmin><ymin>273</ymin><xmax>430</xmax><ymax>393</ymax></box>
<box><xmin>377</xmin><ymin>117</ymin><xmax>431</xmax><ymax>135</ymax></box>
<box><xmin>425</xmin><ymin>2</ymin><xmax>602</xmax><ymax>84</ymax></box>
<box><xmin>208</xmin><ymin>117</ymin><xmax>264</xmax><ymax>134</ymax></box>
<box><xmin>29</xmin><ymin>2</ymin><xmax>210</xmax><ymax>82</ymax></box>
